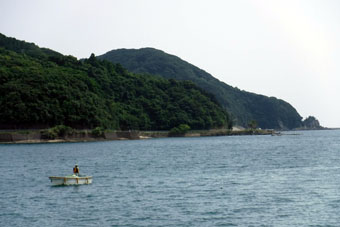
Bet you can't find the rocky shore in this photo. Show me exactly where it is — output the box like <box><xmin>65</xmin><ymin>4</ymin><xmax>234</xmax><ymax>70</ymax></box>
<box><xmin>0</xmin><ymin>129</ymin><xmax>275</xmax><ymax>144</ymax></box>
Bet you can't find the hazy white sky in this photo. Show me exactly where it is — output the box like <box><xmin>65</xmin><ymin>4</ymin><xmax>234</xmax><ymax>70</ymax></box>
<box><xmin>1</xmin><ymin>0</ymin><xmax>339</xmax><ymax>127</ymax></box>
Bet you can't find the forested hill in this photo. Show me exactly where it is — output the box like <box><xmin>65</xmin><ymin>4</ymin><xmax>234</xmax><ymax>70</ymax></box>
<box><xmin>0</xmin><ymin>34</ymin><xmax>231</xmax><ymax>130</ymax></box>
<box><xmin>98</xmin><ymin>48</ymin><xmax>303</xmax><ymax>129</ymax></box>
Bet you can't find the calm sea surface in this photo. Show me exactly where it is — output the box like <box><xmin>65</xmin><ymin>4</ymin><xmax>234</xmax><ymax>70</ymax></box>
<box><xmin>1</xmin><ymin>130</ymin><xmax>340</xmax><ymax>226</ymax></box>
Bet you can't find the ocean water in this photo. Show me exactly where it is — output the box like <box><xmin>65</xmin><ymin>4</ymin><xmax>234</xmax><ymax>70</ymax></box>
<box><xmin>1</xmin><ymin>130</ymin><xmax>340</xmax><ymax>226</ymax></box>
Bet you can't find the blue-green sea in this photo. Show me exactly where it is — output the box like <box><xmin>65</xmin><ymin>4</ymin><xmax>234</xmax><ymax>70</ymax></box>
<box><xmin>1</xmin><ymin>130</ymin><xmax>340</xmax><ymax>226</ymax></box>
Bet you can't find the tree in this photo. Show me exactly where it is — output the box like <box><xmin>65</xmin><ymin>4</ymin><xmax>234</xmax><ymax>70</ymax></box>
<box><xmin>248</xmin><ymin>120</ymin><xmax>257</xmax><ymax>129</ymax></box>
<box><xmin>169</xmin><ymin>124</ymin><xmax>191</xmax><ymax>136</ymax></box>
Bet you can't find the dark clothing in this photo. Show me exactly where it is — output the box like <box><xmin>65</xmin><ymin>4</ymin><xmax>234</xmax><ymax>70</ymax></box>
<box><xmin>73</xmin><ymin>167</ymin><xmax>79</xmax><ymax>174</ymax></box>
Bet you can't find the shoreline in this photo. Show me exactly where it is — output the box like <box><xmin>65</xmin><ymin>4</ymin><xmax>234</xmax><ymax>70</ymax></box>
<box><xmin>1</xmin><ymin>128</ymin><xmax>336</xmax><ymax>144</ymax></box>
<box><xmin>0</xmin><ymin>129</ymin><xmax>275</xmax><ymax>144</ymax></box>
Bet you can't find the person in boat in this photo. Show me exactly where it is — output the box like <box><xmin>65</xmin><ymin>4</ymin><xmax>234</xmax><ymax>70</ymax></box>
<box><xmin>73</xmin><ymin>164</ymin><xmax>79</xmax><ymax>176</ymax></box>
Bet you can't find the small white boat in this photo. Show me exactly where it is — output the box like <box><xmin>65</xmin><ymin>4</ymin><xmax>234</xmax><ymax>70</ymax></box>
<box><xmin>49</xmin><ymin>174</ymin><xmax>93</xmax><ymax>186</ymax></box>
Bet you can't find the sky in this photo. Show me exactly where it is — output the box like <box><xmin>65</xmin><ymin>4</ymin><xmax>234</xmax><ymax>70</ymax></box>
<box><xmin>1</xmin><ymin>0</ymin><xmax>339</xmax><ymax>127</ymax></box>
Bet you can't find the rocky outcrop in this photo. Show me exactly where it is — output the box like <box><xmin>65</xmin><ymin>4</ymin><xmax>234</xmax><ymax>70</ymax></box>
<box><xmin>301</xmin><ymin>116</ymin><xmax>323</xmax><ymax>129</ymax></box>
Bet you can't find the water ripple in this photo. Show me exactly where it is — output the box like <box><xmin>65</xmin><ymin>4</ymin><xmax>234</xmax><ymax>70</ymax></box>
<box><xmin>1</xmin><ymin>130</ymin><xmax>340</xmax><ymax>226</ymax></box>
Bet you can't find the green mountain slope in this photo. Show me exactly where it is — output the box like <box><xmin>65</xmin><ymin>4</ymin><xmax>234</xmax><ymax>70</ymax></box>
<box><xmin>98</xmin><ymin>48</ymin><xmax>303</xmax><ymax>129</ymax></box>
<box><xmin>0</xmin><ymin>34</ymin><xmax>230</xmax><ymax>130</ymax></box>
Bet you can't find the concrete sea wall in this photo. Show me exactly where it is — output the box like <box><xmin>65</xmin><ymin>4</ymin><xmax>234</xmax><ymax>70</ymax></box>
<box><xmin>0</xmin><ymin>129</ymin><xmax>274</xmax><ymax>144</ymax></box>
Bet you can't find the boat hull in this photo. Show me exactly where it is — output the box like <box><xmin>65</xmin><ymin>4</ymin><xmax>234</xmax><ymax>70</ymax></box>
<box><xmin>49</xmin><ymin>175</ymin><xmax>92</xmax><ymax>185</ymax></box>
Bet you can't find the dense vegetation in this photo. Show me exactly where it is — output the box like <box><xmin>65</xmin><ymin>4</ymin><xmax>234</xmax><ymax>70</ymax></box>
<box><xmin>99</xmin><ymin>48</ymin><xmax>303</xmax><ymax>129</ymax></box>
<box><xmin>0</xmin><ymin>34</ymin><xmax>231</xmax><ymax>130</ymax></box>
